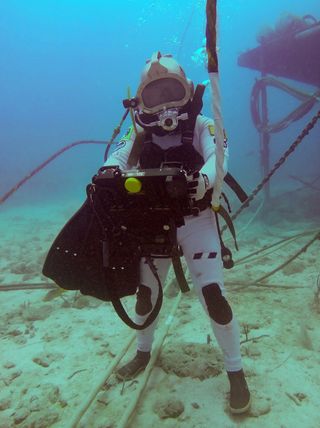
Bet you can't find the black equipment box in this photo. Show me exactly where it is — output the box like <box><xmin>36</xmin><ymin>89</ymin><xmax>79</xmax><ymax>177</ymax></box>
<box><xmin>92</xmin><ymin>165</ymin><xmax>191</xmax><ymax>230</ymax></box>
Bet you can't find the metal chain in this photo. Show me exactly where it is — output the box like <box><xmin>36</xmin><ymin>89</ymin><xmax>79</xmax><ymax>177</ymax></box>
<box><xmin>224</xmin><ymin>109</ymin><xmax>320</xmax><ymax>228</ymax></box>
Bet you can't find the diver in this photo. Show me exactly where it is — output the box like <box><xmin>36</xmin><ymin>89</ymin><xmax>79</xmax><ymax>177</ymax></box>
<box><xmin>104</xmin><ymin>51</ymin><xmax>251</xmax><ymax>414</ymax></box>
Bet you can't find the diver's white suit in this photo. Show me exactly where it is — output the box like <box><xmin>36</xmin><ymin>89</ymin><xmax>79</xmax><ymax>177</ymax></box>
<box><xmin>104</xmin><ymin>115</ymin><xmax>242</xmax><ymax>372</ymax></box>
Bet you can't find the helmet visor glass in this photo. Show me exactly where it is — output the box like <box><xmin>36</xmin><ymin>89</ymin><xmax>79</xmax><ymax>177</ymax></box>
<box><xmin>141</xmin><ymin>78</ymin><xmax>187</xmax><ymax>110</ymax></box>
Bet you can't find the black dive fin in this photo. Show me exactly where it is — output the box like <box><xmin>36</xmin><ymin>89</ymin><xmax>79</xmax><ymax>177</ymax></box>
<box><xmin>42</xmin><ymin>198</ymin><xmax>139</xmax><ymax>301</ymax></box>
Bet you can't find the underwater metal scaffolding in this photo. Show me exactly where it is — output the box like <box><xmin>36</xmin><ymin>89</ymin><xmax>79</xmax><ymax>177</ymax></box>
<box><xmin>237</xmin><ymin>15</ymin><xmax>320</xmax><ymax>200</ymax></box>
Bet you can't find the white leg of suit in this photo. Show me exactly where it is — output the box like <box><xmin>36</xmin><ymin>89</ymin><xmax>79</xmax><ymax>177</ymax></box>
<box><xmin>135</xmin><ymin>257</ymin><xmax>171</xmax><ymax>352</ymax></box>
<box><xmin>136</xmin><ymin>208</ymin><xmax>242</xmax><ymax>371</ymax></box>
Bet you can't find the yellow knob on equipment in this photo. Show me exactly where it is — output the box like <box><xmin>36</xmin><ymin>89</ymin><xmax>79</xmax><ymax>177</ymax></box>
<box><xmin>124</xmin><ymin>177</ymin><xmax>142</xmax><ymax>193</ymax></box>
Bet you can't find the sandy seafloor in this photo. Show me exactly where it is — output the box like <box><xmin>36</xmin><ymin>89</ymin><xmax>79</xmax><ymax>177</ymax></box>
<box><xmin>0</xmin><ymin>187</ymin><xmax>319</xmax><ymax>428</ymax></box>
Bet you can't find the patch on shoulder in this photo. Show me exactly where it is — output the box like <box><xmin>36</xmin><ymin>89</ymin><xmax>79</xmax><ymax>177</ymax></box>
<box><xmin>114</xmin><ymin>140</ymin><xmax>126</xmax><ymax>152</ymax></box>
<box><xmin>208</xmin><ymin>124</ymin><xmax>215</xmax><ymax>136</ymax></box>
<box><xmin>113</xmin><ymin>127</ymin><xmax>134</xmax><ymax>152</ymax></box>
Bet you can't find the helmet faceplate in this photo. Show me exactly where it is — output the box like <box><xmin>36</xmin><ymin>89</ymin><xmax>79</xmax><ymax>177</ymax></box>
<box><xmin>136</xmin><ymin>52</ymin><xmax>194</xmax><ymax>115</ymax></box>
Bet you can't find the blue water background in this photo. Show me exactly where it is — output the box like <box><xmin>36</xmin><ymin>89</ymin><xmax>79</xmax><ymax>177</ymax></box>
<box><xmin>0</xmin><ymin>0</ymin><xmax>319</xmax><ymax>207</ymax></box>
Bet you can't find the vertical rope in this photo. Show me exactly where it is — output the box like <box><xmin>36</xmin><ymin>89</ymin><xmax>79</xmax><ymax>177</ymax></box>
<box><xmin>206</xmin><ymin>0</ymin><xmax>218</xmax><ymax>73</ymax></box>
<box><xmin>206</xmin><ymin>0</ymin><xmax>225</xmax><ymax>210</ymax></box>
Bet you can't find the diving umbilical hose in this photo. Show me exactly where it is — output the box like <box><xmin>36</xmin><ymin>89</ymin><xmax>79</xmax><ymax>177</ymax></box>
<box><xmin>206</xmin><ymin>0</ymin><xmax>226</xmax><ymax>210</ymax></box>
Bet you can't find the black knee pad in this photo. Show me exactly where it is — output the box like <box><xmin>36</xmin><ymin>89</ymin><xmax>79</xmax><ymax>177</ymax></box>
<box><xmin>202</xmin><ymin>283</ymin><xmax>233</xmax><ymax>325</ymax></box>
<box><xmin>135</xmin><ymin>284</ymin><xmax>152</xmax><ymax>315</ymax></box>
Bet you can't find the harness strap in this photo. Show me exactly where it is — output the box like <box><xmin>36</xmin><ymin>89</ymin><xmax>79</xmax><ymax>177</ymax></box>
<box><xmin>214</xmin><ymin>204</ymin><xmax>239</xmax><ymax>251</ymax></box>
<box><xmin>181</xmin><ymin>84</ymin><xmax>206</xmax><ymax>145</ymax></box>
<box><xmin>106</xmin><ymin>221</ymin><xmax>189</xmax><ymax>329</ymax></box>
<box><xmin>171</xmin><ymin>250</ymin><xmax>190</xmax><ymax>292</ymax></box>
<box><xmin>224</xmin><ymin>172</ymin><xmax>248</xmax><ymax>203</ymax></box>
<box><xmin>214</xmin><ymin>210</ymin><xmax>235</xmax><ymax>270</ymax></box>
<box><xmin>127</xmin><ymin>130</ymin><xmax>151</xmax><ymax>168</ymax></box>
<box><xmin>167</xmin><ymin>219</ymin><xmax>190</xmax><ymax>292</ymax></box>
<box><xmin>109</xmin><ymin>257</ymin><xmax>163</xmax><ymax>330</ymax></box>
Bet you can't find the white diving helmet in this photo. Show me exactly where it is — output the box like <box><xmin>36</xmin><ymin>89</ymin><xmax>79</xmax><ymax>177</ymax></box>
<box><xmin>135</xmin><ymin>52</ymin><xmax>194</xmax><ymax>132</ymax></box>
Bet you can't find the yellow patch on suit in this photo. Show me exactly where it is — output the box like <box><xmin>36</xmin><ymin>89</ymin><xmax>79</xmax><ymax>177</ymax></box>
<box><xmin>208</xmin><ymin>125</ymin><xmax>215</xmax><ymax>136</ymax></box>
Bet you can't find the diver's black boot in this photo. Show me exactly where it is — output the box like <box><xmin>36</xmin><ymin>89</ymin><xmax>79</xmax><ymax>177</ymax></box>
<box><xmin>116</xmin><ymin>351</ymin><xmax>151</xmax><ymax>380</ymax></box>
<box><xmin>227</xmin><ymin>369</ymin><xmax>251</xmax><ymax>414</ymax></box>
